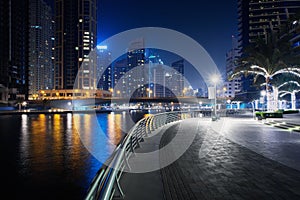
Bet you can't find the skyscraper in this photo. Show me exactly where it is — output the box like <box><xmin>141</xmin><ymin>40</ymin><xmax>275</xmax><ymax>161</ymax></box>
<box><xmin>153</xmin><ymin>64</ymin><xmax>165</xmax><ymax>97</ymax></box>
<box><xmin>0</xmin><ymin>0</ymin><xmax>29</xmax><ymax>101</ymax></box>
<box><xmin>97</xmin><ymin>45</ymin><xmax>112</xmax><ymax>91</ymax></box>
<box><xmin>238</xmin><ymin>0</ymin><xmax>300</xmax><ymax>52</ymax></box>
<box><xmin>54</xmin><ymin>0</ymin><xmax>97</xmax><ymax>90</ymax></box>
<box><xmin>224</xmin><ymin>35</ymin><xmax>241</xmax><ymax>98</ymax></box>
<box><xmin>288</xmin><ymin>11</ymin><xmax>300</xmax><ymax>57</ymax></box>
<box><xmin>28</xmin><ymin>0</ymin><xmax>54</xmax><ymax>99</ymax></box>
<box><xmin>112</xmin><ymin>58</ymin><xmax>128</xmax><ymax>97</ymax></box>
<box><xmin>126</xmin><ymin>38</ymin><xmax>146</xmax><ymax>97</ymax></box>
<box><xmin>171</xmin><ymin>59</ymin><xmax>185</xmax><ymax>97</ymax></box>
<box><xmin>237</xmin><ymin>0</ymin><xmax>300</xmax><ymax>100</ymax></box>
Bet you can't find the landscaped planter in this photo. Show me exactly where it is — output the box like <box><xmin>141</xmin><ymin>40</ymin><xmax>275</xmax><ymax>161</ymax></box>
<box><xmin>255</xmin><ymin>111</ymin><xmax>283</xmax><ymax>119</ymax></box>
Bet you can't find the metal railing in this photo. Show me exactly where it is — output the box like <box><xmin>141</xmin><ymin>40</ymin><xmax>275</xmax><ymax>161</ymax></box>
<box><xmin>84</xmin><ymin>110</ymin><xmax>204</xmax><ymax>200</ymax></box>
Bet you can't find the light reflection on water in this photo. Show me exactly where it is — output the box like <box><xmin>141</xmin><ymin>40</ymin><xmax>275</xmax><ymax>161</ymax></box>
<box><xmin>0</xmin><ymin>111</ymin><xmax>145</xmax><ymax>200</ymax></box>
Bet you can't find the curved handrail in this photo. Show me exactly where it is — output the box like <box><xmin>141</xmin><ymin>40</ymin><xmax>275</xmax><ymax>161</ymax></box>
<box><xmin>84</xmin><ymin>110</ymin><xmax>205</xmax><ymax>200</ymax></box>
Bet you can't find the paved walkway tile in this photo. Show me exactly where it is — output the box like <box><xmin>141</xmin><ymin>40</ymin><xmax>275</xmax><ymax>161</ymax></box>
<box><xmin>160</xmin><ymin>119</ymin><xmax>300</xmax><ymax>200</ymax></box>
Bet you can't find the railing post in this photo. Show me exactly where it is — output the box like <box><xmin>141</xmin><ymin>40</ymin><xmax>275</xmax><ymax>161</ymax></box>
<box><xmin>123</xmin><ymin>153</ymin><xmax>131</xmax><ymax>172</ymax></box>
<box><xmin>151</xmin><ymin>116</ymin><xmax>155</xmax><ymax>131</ymax></box>
<box><xmin>135</xmin><ymin>131</ymin><xmax>141</xmax><ymax>148</ymax></box>
<box><xmin>130</xmin><ymin>136</ymin><xmax>134</xmax><ymax>153</ymax></box>
<box><xmin>114</xmin><ymin>174</ymin><xmax>125</xmax><ymax>199</ymax></box>
<box><xmin>146</xmin><ymin>117</ymin><xmax>151</xmax><ymax>136</ymax></box>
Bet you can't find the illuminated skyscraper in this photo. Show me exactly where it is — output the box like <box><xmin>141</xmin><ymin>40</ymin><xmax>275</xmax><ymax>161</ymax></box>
<box><xmin>225</xmin><ymin>35</ymin><xmax>241</xmax><ymax>98</ymax></box>
<box><xmin>54</xmin><ymin>0</ymin><xmax>97</xmax><ymax>90</ymax></box>
<box><xmin>28</xmin><ymin>0</ymin><xmax>54</xmax><ymax>99</ymax></box>
<box><xmin>238</xmin><ymin>0</ymin><xmax>300</xmax><ymax>51</ymax></box>
<box><xmin>112</xmin><ymin>58</ymin><xmax>128</xmax><ymax>97</ymax></box>
<box><xmin>170</xmin><ymin>59</ymin><xmax>185</xmax><ymax>97</ymax></box>
<box><xmin>237</xmin><ymin>0</ymin><xmax>300</xmax><ymax>100</ymax></box>
<box><xmin>126</xmin><ymin>38</ymin><xmax>146</xmax><ymax>97</ymax></box>
<box><xmin>97</xmin><ymin>45</ymin><xmax>112</xmax><ymax>91</ymax></box>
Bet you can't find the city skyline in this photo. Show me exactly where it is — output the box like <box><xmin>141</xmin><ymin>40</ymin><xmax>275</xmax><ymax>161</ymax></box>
<box><xmin>44</xmin><ymin>0</ymin><xmax>238</xmax><ymax>88</ymax></box>
<box><xmin>98</xmin><ymin>0</ymin><xmax>237</xmax><ymax>69</ymax></box>
<box><xmin>2</xmin><ymin>0</ymin><xmax>299</xmax><ymax>101</ymax></box>
<box><xmin>97</xmin><ymin>0</ymin><xmax>238</xmax><ymax>88</ymax></box>
<box><xmin>1</xmin><ymin>1</ymin><xmax>300</xmax><ymax>199</ymax></box>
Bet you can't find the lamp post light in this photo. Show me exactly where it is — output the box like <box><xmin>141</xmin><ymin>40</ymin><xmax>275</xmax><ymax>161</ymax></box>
<box><xmin>109</xmin><ymin>88</ymin><xmax>114</xmax><ymax>96</ymax></box>
<box><xmin>199</xmin><ymin>101</ymin><xmax>202</xmax><ymax>109</ymax></box>
<box><xmin>146</xmin><ymin>88</ymin><xmax>152</xmax><ymax>98</ymax></box>
<box><xmin>67</xmin><ymin>102</ymin><xmax>72</xmax><ymax>110</ymax></box>
<box><xmin>211</xmin><ymin>74</ymin><xmax>220</xmax><ymax>119</ymax></box>
<box><xmin>22</xmin><ymin>101</ymin><xmax>27</xmax><ymax>108</ymax></box>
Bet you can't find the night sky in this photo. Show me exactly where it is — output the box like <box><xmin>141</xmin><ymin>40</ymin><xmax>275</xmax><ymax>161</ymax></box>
<box><xmin>46</xmin><ymin>0</ymin><xmax>238</xmax><ymax>88</ymax></box>
<box><xmin>97</xmin><ymin>1</ymin><xmax>238</xmax><ymax>67</ymax></box>
<box><xmin>98</xmin><ymin>0</ymin><xmax>238</xmax><ymax>87</ymax></box>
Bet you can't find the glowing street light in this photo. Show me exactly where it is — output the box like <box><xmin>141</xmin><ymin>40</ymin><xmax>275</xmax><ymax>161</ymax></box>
<box><xmin>210</xmin><ymin>73</ymin><xmax>221</xmax><ymax>119</ymax></box>
<box><xmin>146</xmin><ymin>88</ymin><xmax>152</xmax><ymax>97</ymax></box>
<box><xmin>22</xmin><ymin>101</ymin><xmax>27</xmax><ymax>107</ymax></box>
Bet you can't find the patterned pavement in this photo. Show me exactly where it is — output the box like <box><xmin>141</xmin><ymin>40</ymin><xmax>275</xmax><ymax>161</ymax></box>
<box><xmin>160</xmin><ymin>118</ymin><xmax>300</xmax><ymax>200</ymax></box>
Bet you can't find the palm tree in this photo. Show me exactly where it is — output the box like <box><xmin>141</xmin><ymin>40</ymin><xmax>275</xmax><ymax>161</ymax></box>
<box><xmin>268</xmin><ymin>80</ymin><xmax>300</xmax><ymax>110</ymax></box>
<box><xmin>230</xmin><ymin>34</ymin><xmax>300</xmax><ymax>111</ymax></box>
<box><xmin>279</xmin><ymin>90</ymin><xmax>300</xmax><ymax>110</ymax></box>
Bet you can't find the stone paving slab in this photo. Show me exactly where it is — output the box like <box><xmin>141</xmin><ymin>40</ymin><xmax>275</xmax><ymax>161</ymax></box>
<box><xmin>160</xmin><ymin>118</ymin><xmax>300</xmax><ymax>200</ymax></box>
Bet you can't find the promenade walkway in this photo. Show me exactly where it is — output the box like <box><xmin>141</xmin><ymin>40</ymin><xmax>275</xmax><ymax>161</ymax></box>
<box><xmin>120</xmin><ymin>113</ymin><xmax>300</xmax><ymax>200</ymax></box>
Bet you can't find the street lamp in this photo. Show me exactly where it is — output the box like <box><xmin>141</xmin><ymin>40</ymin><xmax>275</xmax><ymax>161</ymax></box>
<box><xmin>146</xmin><ymin>88</ymin><xmax>152</xmax><ymax>97</ymax></box>
<box><xmin>67</xmin><ymin>102</ymin><xmax>72</xmax><ymax>110</ymax></box>
<box><xmin>210</xmin><ymin>74</ymin><xmax>220</xmax><ymax>118</ymax></box>
<box><xmin>183</xmin><ymin>87</ymin><xmax>187</xmax><ymax>97</ymax></box>
<box><xmin>199</xmin><ymin>101</ymin><xmax>202</xmax><ymax>109</ymax></box>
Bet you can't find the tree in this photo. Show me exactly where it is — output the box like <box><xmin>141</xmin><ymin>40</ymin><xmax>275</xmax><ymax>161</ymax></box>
<box><xmin>230</xmin><ymin>32</ymin><xmax>300</xmax><ymax>111</ymax></box>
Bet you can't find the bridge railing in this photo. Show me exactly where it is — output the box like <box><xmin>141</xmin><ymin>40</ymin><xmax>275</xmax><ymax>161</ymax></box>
<box><xmin>84</xmin><ymin>110</ymin><xmax>204</xmax><ymax>200</ymax></box>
